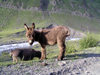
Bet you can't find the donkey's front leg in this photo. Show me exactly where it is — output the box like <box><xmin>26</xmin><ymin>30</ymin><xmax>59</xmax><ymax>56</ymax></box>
<box><xmin>40</xmin><ymin>45</ymin><xmax>46</xmax><ymax>60</ymax></box>
<box><xmin>12</xmin><ymin>56</ymin><xmax>18</xmax><ymax>63</ymax></box>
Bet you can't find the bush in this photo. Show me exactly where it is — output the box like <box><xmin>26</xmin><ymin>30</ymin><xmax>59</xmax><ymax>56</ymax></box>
<box><xmin>66</xmin><ymin>42</ymin><xmax>77</xmax><ymax>54</ymax></box>
<box><xmin>79</xmin><ymin>35</ymin><xmax>98</xmax><ymax>49</ymax></box>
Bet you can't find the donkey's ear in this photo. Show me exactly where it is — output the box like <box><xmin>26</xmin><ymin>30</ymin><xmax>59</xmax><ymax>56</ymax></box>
<box><xmin>24</xmin><ymin>23</ymin><xmax>29</xmax><ymax>30</ymax></box>
<box><xmin>32</xmin><ymin>23</ymin><xmax>35</xmax><ymax>29</ymax></box>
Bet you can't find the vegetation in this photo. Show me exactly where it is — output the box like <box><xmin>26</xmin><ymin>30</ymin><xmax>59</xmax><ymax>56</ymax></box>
<box><xmin>79</xmin><ymin>34</ymin><xmax>98</xmax><ymax>49</ymax></box>
<box><xmin>0</xmin><ymin>0</ymin><xmax>100</xmax><ymax>17</ymax></box>
<box><xmin>0</xmin><ymin>40</ymin><xmax>100</xmax><ymax>67</ymax></box>
<box><xmin>0</xmin><ymin>0</ymin><xmax>100</xmax><ymax>44</ymax></box>
<box><xmin>65</xmin><ymin>41</ymin><xmax>78</xmax><ymax>54</ymax></box>
<box><xmin>0</xmin><ymin>0</ymin><xmax>100</xmax><ymax>32</ymax></box>
<box><xmin>0</xmin><ymin>52</ymin><xmax>14</xmax><ymax>66</ymax></box>
<box><xmin>0</xmin><ymin>51</ymin><xmax>40</xmax><ymax>67</ymax></box>
<box><xmin>0</xmin><ymin>0</ymin><xmax>100</xmax><ymax>67</ymax></box>
<box><xmin>0</xmin><ymin>7</ymin><xmax>100</xmax><ymax>44</ymax></box>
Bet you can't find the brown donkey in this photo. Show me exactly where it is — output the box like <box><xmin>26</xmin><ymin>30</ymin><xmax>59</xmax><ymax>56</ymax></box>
<box><xmin>24</xmin><ymin>23</ymin><xmax>70</xmax><ymax>60</ymax></box>
<box><xmin>10</xmin><ymin>48</ymin><xmax>41</xmax><ymax>63</ymax></box>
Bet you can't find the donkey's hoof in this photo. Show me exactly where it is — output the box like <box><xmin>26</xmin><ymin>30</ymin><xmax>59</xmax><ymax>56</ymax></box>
<box><xmin>57</xmin><ymin>58</ymin><xmax>62</xmax><ymax>61</ymax></box>
<box><xmin>57</xmin><ymin>58</ymin><xmax>64</xmax><ymax>61</ymax></box>
<box><xmin>40</xmin><ymin>58</ymin><xmax>44</xmax><ymax>60</ymax></box>
<box><xmin>40</xmin><ymin>57</ymin><xmax>46</xmax><ymax>60</ymax></box>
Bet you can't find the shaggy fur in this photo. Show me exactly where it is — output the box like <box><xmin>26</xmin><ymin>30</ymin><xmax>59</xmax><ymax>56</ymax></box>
<box><xmin>10</xmin><ymin>48</ymin><xmax>41</xmax><ymax>63</ymax></box>
<box><xmin>24</xmin><ymin>23</ymin><xmax>70</xmax><ymax>60</ymax></box>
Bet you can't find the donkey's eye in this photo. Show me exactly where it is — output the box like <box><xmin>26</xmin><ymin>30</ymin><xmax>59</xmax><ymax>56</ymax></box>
<box><xmin>26</xmin><ymin>35</ymin><xmax>29</xmax><ymax>38</ymax></box>
<box><xmin>27</xmin><ymin>36</ymin><xmax>30</xmax><ymax>38</ymax></box>
<box><xmin>27</xmin><ymin>34</ymin><xmax>31</xmax><ymax>38</ymax></box>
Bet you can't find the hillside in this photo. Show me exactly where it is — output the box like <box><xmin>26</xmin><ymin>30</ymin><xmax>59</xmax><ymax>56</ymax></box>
<box><xmin>0</xmin><ymin>0</ymin><xmax>100</xmax><ymax>17</ymax></box>
<box><xmin>0</xmin><ymin>0</ymin><xmax>100</xmax><ymax>44</ymax></box>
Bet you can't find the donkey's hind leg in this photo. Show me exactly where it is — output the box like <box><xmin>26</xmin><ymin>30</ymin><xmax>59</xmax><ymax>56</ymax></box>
<box><xmin>57</xmin><ymin>40</ymin><xmax>66</xmax><ymax>61</ymax></box>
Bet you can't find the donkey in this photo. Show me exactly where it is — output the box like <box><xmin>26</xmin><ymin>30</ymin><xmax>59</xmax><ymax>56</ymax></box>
<box><xmin>10</xmin><ymin>48</ymin><xmax>41</xmax><ymax>63</ymax></box>
<box><xmin>24</xmin><ymin>23</ymin><xmax>70</xmax><ymax>60</ymax></box>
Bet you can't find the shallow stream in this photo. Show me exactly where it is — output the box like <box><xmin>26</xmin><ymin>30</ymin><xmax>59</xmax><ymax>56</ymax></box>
<box><xmin>0</xmin><ymin>38</ymin><xmax>81</xmax><ymax>53</ymax></box>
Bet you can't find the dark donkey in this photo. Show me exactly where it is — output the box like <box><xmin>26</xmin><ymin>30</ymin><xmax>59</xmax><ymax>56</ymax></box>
<box><xmin>24</xmin><ymin>23</ymin><xmax>70</xmax><ymax>60</ymax></box>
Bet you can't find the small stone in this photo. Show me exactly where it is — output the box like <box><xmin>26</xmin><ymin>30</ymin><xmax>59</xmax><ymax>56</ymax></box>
<box><xmin>58</xmin><ymin>61</ymin><xmax>66</xmax><ymax>66</ymax></box>
<box><xmin>41</xmin><ymin>62</ymin><xmax>48</xmax><ymax>66</ymax></box>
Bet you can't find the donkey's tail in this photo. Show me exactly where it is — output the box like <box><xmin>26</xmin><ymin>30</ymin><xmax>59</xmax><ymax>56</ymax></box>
<box><xmin>66</xmin><ymin>27</ymin><xmax>70</xmax><ymax>36</ymax></box>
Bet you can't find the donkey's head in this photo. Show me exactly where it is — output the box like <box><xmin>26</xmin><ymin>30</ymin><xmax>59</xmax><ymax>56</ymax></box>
<box><xmin>24</xmin><ymin>23</ymin><xmax>35</xmax><ymax>45</ymax></box>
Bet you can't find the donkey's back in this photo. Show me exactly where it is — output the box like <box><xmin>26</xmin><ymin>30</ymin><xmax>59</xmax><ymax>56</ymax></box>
<box><xmin>40</xmin><ymin>26</ymin><xmax>70</xmax><ymax>45</ymax></box>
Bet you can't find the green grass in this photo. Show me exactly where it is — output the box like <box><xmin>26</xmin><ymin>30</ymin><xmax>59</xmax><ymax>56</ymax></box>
<box><xmin>79</xmin><ymin>34</ymin><xmax>98</xmax><ymax>49</ymax></box>
<box><xmin>62</xmin><ymin>0</ymin><xmax>100</xmax><ymax>18</ymax></box>
<box><xmin>0</xmin><ymin>52</ymin><xmax>13</xmax><ymax>66</ymax></box>
<box><xmin>0</xmin><ymin>7</ymin><xmax>44</xmax><ymax>30</ymax></box>
<box><xmin>0</xmin><ymin>28</ymin><xmax>24</xmax><ymax>37</ymax></box>
<box><xmin>0</xmin><ymin>43</ymin><xmax>100</xmax><ymax>67</ymax></box>
<box><xmin>0</xmin><ymin>51</ymin><xmax>40</xmax><ymax>67</ymax></box>
<box><xmin>51</xmin><ymin>13</ymin><xmax>100</xmax><ymax>32</ymax></box>
<box><xmin>0</xmin><ymin>39</ymin><xmax>100</xmax><ymax>67</ymax></box>
<box><xmin>0</xmin><ymin>6</ymin><xmax>100</xmax><ymax>34</ymax></box>
<box><xmin>0</xmin><ymin>0</ymin><xmax>40</xmax><ymax>8</ymax></box>
<box><xmin>0</xmin><ymin>6</ymin><xmax>100</xmax><ymax>47</ymax></box>
<box><xmin>87</xmin><ymin>33</ymin><xmax>100</xmax><ymax>40</ymax></box>
<box><xmin>65</xmin><ymin>41</ymin><xmax>79</xmax><ymax>54</ymax></box>
<box><xmin>0</xmin><ymin>0</ymin><xmax>100</xmax><ymax>18</ymax></box>
<box><xmin>0</xmin><ymin>28</ymin><xmax>26</xmax><ymax>44</ymax></box>
<box><xmin>0</xmin><ymin>1</ymin><xmax>100</xmax><ymax>32</ymax></box>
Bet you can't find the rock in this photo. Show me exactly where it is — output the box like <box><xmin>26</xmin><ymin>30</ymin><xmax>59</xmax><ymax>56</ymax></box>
<box><xmin>50</xmin><ymin>72</ymin><xmax>56</xmax><ymax>75</ymax></box>
<box><xmin>41</xmin><ymin>62</ymin><xmax>48</xmax><ymax>66</ymax></box>
<box><xmin>45</xmin><ymin>24</ymin><xmax>57</xmax><ymax>29</ymax></box>
<box><xmin>58</xmin><ymin>61</ymin><xmax>66</xmax><ymax>66</ymax></box>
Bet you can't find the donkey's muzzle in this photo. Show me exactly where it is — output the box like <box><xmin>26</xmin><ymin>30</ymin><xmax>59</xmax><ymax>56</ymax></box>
<box><xmin>29</xmin><ymin>40</ymin><xmax>34</xmax><ymax>45</ymax></box>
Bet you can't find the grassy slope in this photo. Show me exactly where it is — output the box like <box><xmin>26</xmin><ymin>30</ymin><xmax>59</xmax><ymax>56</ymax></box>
<box><xmin>0</xmin><ymin>7</ymin><xmax>100</xmax><ymax>44</ymax></box>
<box><xmin>62</xmin><ymin>0</ymin><xmax>100</xmax><ymax>17</ymax></box>
<box><xmin>0</xmin><ymin>7</ymin><xmax>100</xmax><ymax>31</ymax></box>
<box><xmin>0</xmin><ymin>0</ymin><xmax>100</xmax><ymax>43</ymax></box>
<box><xmin>0</xmin><ymin>0</ymin><xmax>100</xmax><ymax>30</ymax></box>
<box><xmin>0</xmin><ymin>0</ymin><xmax>100</xmax><ymax>17</ymax></box>
<box><xmin>0</xmin><ymin>0</ymin><xmax>40</xmax><ymax>8</ymax></box>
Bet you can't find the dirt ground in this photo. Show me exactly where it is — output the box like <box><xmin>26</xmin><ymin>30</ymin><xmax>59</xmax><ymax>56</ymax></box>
<box><xmin>0</xmin><ymin>51</ymin><xmax>100</xmax><ymax>75</ymax></box>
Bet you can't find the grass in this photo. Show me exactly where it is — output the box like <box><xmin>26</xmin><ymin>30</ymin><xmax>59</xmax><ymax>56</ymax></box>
<box><xmin>0</xmin><ymin>52</ymin><xmax>14</xmax><ymax>66</ymax></box>
<box><xmin>62</xmin><ymin>0</ymin><xmax>100</xmax><ymax>18</ymax></box>
<box><xmin>79</xmin><ymin>34</ymin><xmax>98</xmax><ymax>49</ymax></box>
<box><xmin>0</xmin><ymin>7</ymin><xmax>100</xmax><ymax>44</ymax></box>
<box><xmin>0</xmin><ymin>0</ymin><xmax>40</xmax><ymax>8</ymax></box>
<box><xmin>88</xmin><ymin>33</ymin><xmax>100</xmax><ymax>40</ymax></box>
<box><xmin>0</xmin><ymin>7</ymin><xmax>100</xmax><ymax>45</ymax></box>
<box><xmin>0</xmin><ymin>6</ymin><xmax>100</xmax><ymax>31</ymax></box>
<box><xmin>65</xmin><ymin>41</ymin><xmax>79</xmax><ymax>54</ymax></box>
<box><xmin>0</xmin><ymin>28</ymin><xmax>24</xmax><ymax>37</ymax></box>
<box><xmin>0</xmin><ymin>0</ymin><xmax>100</xmax><ymax>19</ymax></box>
<box><xmin>51</xmin><ymin>13</ymin><xmax>100</xmax><ymax>32</ymax></box>
<box><xmin>0</xmin><ymin>39</ymin><xmax>100</xmax><ymax>67</ymax></box>
<box><xmin>0</xmin><ymin>51</ymin><xmax>40</xmax><ymax>67</ymax></box>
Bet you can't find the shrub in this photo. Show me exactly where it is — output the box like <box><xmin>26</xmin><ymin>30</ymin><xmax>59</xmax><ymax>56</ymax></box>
<box><xmin>66</xmin><ymin>42</ymin><xmax>77</xmax><ymax>54</ymax></box>
<box><xmin>79</xmin><ymin>35</ymin><xmax>98</xmax><ymax>49</ymax></box>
